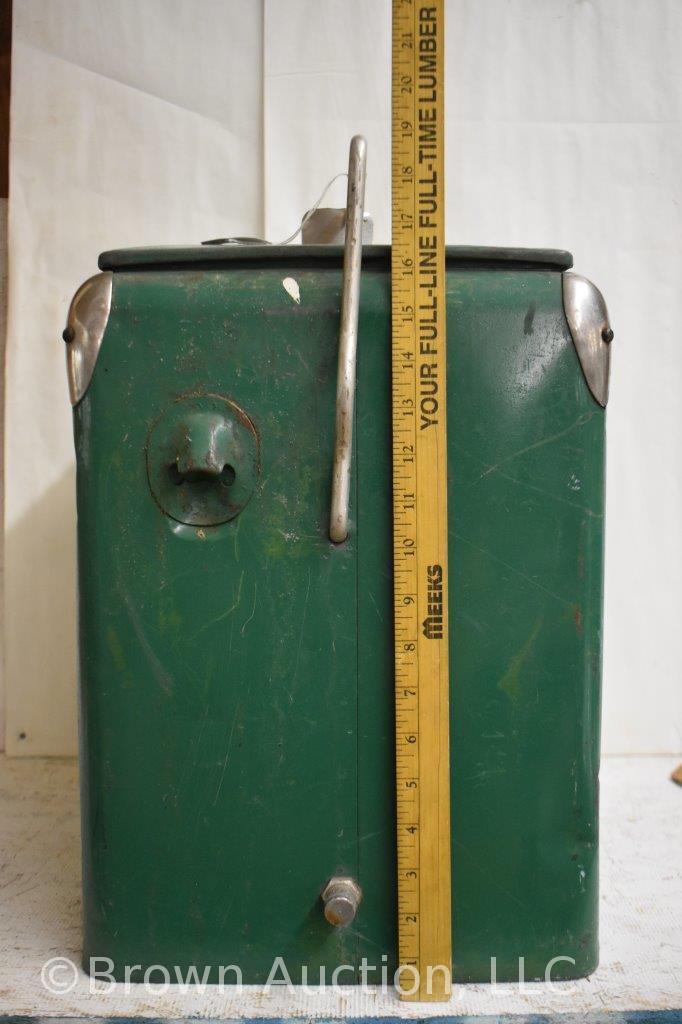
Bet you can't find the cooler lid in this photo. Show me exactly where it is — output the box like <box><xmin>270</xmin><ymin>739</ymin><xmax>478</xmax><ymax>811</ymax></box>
<box><xmin>99</xmin><ymin>243</ymin><xmax>573</xmax><ymax>272</ymax></box>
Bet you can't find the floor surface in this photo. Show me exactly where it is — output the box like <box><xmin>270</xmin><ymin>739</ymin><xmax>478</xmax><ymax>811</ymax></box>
<box><xmin>0</xmin><ymin>754</ymin><xmax>680</xmax><ymax>1018</ymax></box>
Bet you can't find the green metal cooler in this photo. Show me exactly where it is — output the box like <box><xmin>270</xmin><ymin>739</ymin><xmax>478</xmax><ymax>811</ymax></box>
<box><xmin>65</xmin><ymin>221</ymin><xmax>611</xmax><ymax>984</ymax></box>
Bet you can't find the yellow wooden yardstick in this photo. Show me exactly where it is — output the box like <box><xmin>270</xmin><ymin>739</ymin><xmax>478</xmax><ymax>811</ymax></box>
<box><xmin>391</xmin><ymin>0</ymin><xmax>452</xmax><ymax>1002</ymax></box>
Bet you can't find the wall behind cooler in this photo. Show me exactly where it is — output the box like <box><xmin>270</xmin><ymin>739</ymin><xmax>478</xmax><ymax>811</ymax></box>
<box><xmin>3</xmin><ymin>0</ymin><xmax>264</xmax><ymax>755</ymax></box>
<box><xmin>4</xmin><ymin>0</ymin><xmax>681</xmax><ymax>755</ymax></box>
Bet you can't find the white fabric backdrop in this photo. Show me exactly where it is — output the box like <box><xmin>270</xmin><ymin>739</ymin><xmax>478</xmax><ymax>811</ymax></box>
<box><xmin>5</xmin><ymin>0</ymin><xmax>682</xmax><ymax>755</ymax></box>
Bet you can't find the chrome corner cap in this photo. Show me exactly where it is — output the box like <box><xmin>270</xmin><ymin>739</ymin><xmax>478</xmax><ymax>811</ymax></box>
<box><xmin>64</xmin><ymin>271</ymin><xmax>113</xmax><ymax>405</ymax></box>
<box><xmin>562</xmin><ymin>271</ymin><xmax>613</xmax><ymax>408</ymax></box>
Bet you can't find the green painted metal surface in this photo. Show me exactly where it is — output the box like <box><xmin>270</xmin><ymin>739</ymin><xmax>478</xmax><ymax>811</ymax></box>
<box><xmin>74</xmin><ymin>246</ymin><xmax>604</xmax><ymax>985</ymax></box>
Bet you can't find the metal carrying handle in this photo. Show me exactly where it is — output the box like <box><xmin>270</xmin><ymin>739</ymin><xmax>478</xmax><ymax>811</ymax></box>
<box><xmin>329</xmin><ymin>135</ymin><xmax>367</xmax><ymax>543</ymax></box>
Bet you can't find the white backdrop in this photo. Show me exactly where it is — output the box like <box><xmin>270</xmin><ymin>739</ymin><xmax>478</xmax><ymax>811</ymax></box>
<box><xmin>4</xmin><ymin>0</ymin><xmax>681</xmax><ymax>755</ymax></box>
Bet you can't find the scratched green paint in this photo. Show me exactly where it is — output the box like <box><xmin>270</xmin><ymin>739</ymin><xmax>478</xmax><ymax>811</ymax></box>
<box><xmin>499</xmin><ymin>616</ymin><xmax>543</xmax><ymax>701</ymax></box>
<box><xmin>75</xmin><ymin>246</ymin><xmax>604</xmax><ymax>983</ymax></box>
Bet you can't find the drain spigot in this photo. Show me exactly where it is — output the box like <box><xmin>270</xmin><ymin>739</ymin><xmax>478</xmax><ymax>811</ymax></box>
<box><xmin>321</xmin><ymin>876</ymin><xmax>362</xmax><ymax>927</ymax></box>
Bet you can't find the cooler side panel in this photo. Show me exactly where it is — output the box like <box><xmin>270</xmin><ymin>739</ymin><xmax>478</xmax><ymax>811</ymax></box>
<box><xmin>448</xmin><ymin>268</ymin><xmax>604</xmax><ymax>981</ymax></box>
<box><xmin>75</xmin><ymin>268</ymin><xmax>360</xmax><ymax>982</ymax></box>
<box><xmin>356</xmin><ymin>267</ymin><xmax>604</xmax><ymax>981</ymax></box>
